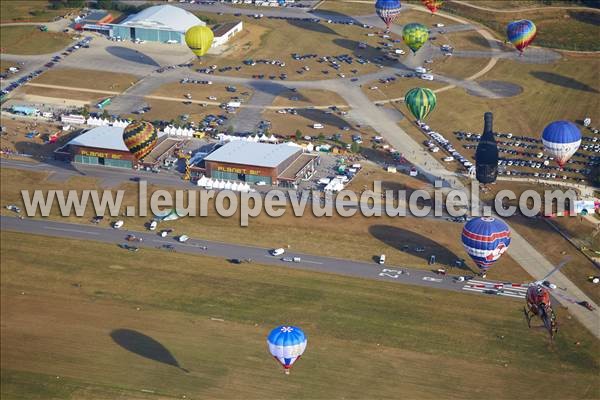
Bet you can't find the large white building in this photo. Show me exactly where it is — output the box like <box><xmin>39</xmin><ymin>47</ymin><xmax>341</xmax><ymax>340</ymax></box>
<box><xmin>212</xmin><ymin>21</ymin><xmax>243</xmax><ymax>47</ymax></box>
<box><xmin>109</xmin><ymin>5</ymin><xmax>205</xmax><ymax>44</ymax></box>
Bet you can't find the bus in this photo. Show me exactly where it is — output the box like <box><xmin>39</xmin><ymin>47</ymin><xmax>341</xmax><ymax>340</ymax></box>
<box><xmin>97</xmin><ymin>97</ymin><xmax>112</xmax><ymax>109</ymax></box>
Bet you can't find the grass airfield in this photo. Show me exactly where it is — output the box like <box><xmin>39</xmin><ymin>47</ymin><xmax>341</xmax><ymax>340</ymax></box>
<box><xmin>1</xmin><ymin>231</ymin><xmax>599</xmax><ymax>399</ymax></box>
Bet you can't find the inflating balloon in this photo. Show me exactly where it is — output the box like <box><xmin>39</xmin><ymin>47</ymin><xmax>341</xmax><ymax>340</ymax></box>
<box><xmin>185</xmin><ymin>25</ymin><xmax>214</xmax><ymax>57</ymax></box>
<box><xmin>541</xmin><ymin>120</ymin><xmax>582</xmax><ymax>168</ymax></box>
<box><xmin>422</xmin><ymin>0</ymin><xmax>443</xmax><ymax>14</ymax></box>
<box><xmin>375</xmin><ymin>0</ymin><xmax>402</xmax><ymax>30</ymax></box>
<box><xmin>267</xmin><ymin>326</ymin><xmax>307</xmax><ymax>375</ymax></box>
<box><xmin>506</xmin><ymin>20</ymin><xmax>536</xmax><ymax>54</ymax></box>
<box><xmin>122</xmin><ymin>121</ymin><xmax>158</xmax><ymax>160</ymax></box>
<box><xmin>462</xmin><ymin>217</ymin><xmax>511</xmax><ymax>277</ymax></box>
<box><xmin>404</xmin><ymin>87</ymin><xmax>436</xmax><ymax>121</ymax></box>
<box><xmin>402</xmin><ymin>23</ymin><xmax>429</xmax><ymax>53</ymax></box>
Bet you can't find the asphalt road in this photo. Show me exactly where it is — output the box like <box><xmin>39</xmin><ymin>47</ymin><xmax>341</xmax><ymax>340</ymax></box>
<box><xmin>0</xmin><ymin>215</ymin><xmax>518</xmax><ymax>299</ymax></box>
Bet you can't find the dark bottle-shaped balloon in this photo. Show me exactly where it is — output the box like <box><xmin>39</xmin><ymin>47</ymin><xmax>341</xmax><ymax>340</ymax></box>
<box><xmin>475</xmin><ymin>112</ymin><xmax>498</xmax><ymax>184</ymax></box>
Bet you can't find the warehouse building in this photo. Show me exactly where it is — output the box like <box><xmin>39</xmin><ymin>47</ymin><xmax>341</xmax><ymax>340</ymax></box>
<box><xmin>108</xmin><ymin>5</ymin><xmax>205</xmax><ymax>44</ymax></box>
<box><xmin>212</xmin><ymin>21</ymin><xmax>243</xmax><ymax>47</ymax></box>
<box><xmin>201</xmin><ymin>141</ymin><xmax>318</xmax><ymax>186</ymax></box>
<box><xmin>54</xmin><ymin>126</ymin><xmax>182</xmax><ymax>169</ymax></box>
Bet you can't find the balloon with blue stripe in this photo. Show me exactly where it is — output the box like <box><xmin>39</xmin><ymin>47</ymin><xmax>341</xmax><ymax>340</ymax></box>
<box><xmin>461</xmin><ymin>217</ymin><xmax>511</xmax><ymax>276</ymax></box>
<box><xmin>267</xmin><ymin>325</ymin><xmax>307</xmax><ymax>374</ymax></box>
<box><xmin>541</xmin><ymin>120</ymin><xmax>582</xmax><ymax>168</ymax></box>
<box><xmin>375</xmin><ymin>0</ymin><xmax>402</xmax><ymax>30</ymax></box>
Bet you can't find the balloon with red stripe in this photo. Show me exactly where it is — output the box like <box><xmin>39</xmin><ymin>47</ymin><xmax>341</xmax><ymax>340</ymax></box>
<box><xmin>123</xmin><ymin>120</ymin><xmax>158</xmax><ymax>161</ymax></box>
<box><xmin>461</xmin><ymin>217</ymin><xmax>511</xmax><ymax>274</ymax></box>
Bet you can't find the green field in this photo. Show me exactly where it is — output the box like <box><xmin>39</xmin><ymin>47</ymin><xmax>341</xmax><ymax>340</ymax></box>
<box><xmin>0</xmin><ymin>0</ymin><xmax>78</xmax><ymax>23</ymax></box>
<box><xmin>1</xmin><ymin>231</ymin><xmax>598</xmax><ymax>399</ymax></box>
<box><xmin>0</xmin><ymin>25</ymin><xmax>73</xmax><ymax>55</ymax></box>
<box><xmin>441</xmin><ymin>1</ymin><xmax>600</xmax><ymax>51</ymax></box>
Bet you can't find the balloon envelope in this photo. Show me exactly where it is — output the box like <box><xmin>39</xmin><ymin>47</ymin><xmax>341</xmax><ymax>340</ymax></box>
<box><xmin>404</xmin><ymin>87</ymin><xmax>436</xmax><ymax>121</ymax></box>
<box><xmin>375</xmin><ymin>0</ymin><xmax>402</xmax><ymax>29</ymax></box>
<box><xmin>185</xmin><ymin>25</ymin><xmax>214</xmax><ymax>57</ymax></box>
<box><xmin>506</xmin><ymin>20</ymin><xmax>536</xmax><ymax>53</ymax></box>
<box><xmin>122</xmin><ymin>121</ymin><xmax>158</xmax><ymax>160</ymax></box>
<box><xmin>541</xmin><ymin>120</ymin><xmax>581</xmax><ymax>167</ymax></box>
<box><xmin>422</xmin><ymin>0</ymin><xmax>443</xmax><ymax>13</ymax></box>
<box><xmin>267</xmin><ymin>326</ymin><xmax>307</xmax><ymax>371</ymax></box>
<box><xmin>402</xmin><ymin>23</ymin><xmax>429</xmax><ymax>53</ymax></box>
<box><xmin>462</xmin><ymin>217</ymin><xmax>511</xmax><ymax>273</ymax></box>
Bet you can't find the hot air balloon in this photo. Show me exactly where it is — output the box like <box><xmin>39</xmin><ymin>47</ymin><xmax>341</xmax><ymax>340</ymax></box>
<box><xmin>541</xmin><ymin>120</ymin><xmax>582</xmax><ymax>168</ymax></box>
<box><xmin>375</xmin><ymin>0</ymin><xmax>402</xmax><ymax>30</ymax></box>
<box><xmin>267</xmin><ymin>325</ymin><xmax>307</xmax><ymax>375</ymax></box>
<box><xmin>122</xmin><ymin>121</ymin><xmax>158</xmax><ymax>160</ymax></box>
<box><xmin>475</xmin><ymin>112</ymin><xmax>499</xmax><ymax>184</ymax></box>
<box><xmin>422</xmin><ymin>0</ymin><xmax>443</xmax><ymax>14</ymax></box>
<box><xmin>506</xmin><ymin>20</ymin><xmax>536</xmax><ymax>54</ymax></box>
<box><xmin>404</xmin><ymin>87</ymin><xmax>436</xmax><ymax>121</ymax></box>
<box><xmin>402</xmin><ymin>22</ymin><xmax>429</xmax><ymax>53</ymax></box>
<box><xmin>185</xmin><ymin>25</ymin><xmax>214</xmax><ymax>57</ymax></box>
<box><xmin>462</xmin><ymin>217</ymin><xmax>511</xmax><ymax>277</ymax></box>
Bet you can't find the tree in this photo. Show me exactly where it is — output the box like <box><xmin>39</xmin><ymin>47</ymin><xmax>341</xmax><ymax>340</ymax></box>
<box><xmin>227</xmin><ymin>125</ymin><xmax>234</xmax><ymax>135</ymax></box>
<box><xmin>101</xmin><ymin>109</ymin><xmax>109</xmax><ymax>119</ymax></box>
<box><xmin>350</xmin><ymin>142</ymin><xmax>360</xmax><ymax>153</ymax></box>
<box><xmin>295</xmin><ymin>129</ymin><xmax>302</xmax><ymax>140</ymax></box>
<box><xmin>81</xmin><ymin>105</ymin><xmax>89</xmax><ymax>118</ymax></box>
<box><xmin>318</xmin><ymin>132</ymin><xmax>325</xmax><ymax>142</ymax></box>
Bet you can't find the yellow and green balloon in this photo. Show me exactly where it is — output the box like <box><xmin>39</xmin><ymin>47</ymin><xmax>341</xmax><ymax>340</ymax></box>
<box><xmin>123</xmin><ymin>120</ymin><xmax>158</xmax><ymax>160</ymax></box>
<box><xmin>404</xmin><ymin>87</ymin><xmax>437</xmax><ymax>121</ymax></box>
<box><xmin>402</xmin><ymin>23</ymin><xmax>429</xmax><ymax>54</ymax></box>
<box><xmin>185</xmin><ymin>25</ymin><xmax>214</xmax><ymax>57</ymax></box>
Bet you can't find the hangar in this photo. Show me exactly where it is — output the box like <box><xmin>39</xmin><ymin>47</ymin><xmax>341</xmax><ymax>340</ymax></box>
<box><xmin>109</xmin><ymin>5</ymin><xmax>205</xmax><ymax>44</ymax></box>
<box><xmin>54</xmin><ymin>126</ymin><xmax>183</xmax><ymax>169</ymax></box>
<box><xmin>200</xmin><ymin>141</ymin><xmax>318</xmax><ymax>187</ymax></box>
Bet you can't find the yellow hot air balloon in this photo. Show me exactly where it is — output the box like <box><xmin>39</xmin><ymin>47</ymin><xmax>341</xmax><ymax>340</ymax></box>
<box><xmin>185</xmin><ymin>25</ymin><xmax>214</xmax><ymax>57</ymax></box>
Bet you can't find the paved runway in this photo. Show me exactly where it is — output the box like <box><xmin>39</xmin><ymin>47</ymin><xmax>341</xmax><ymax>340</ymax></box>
<box><xmin>1</xmin><ymin>215</ymin><xmax>524</xmax><ymax>301</ymax></box>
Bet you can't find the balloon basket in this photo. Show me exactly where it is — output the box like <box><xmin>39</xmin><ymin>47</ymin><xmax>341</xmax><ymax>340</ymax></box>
<box><xmin>284</xmin><ymin>369</ymin><xmax>290</xmax><ymax>375</ymax></box>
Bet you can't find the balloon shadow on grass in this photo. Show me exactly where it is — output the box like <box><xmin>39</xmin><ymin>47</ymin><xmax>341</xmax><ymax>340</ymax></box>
<box><xmin>369</xmin><ymin>224</ymin><xmax>473</xmax><ymax>271</ymax></box>
<box><xmin>530</xmin><ymin>71</ymin><xmax>599</xmax><ymax>93</ymax></box>
<box><xmin>110</xmin><ymin>329</ymin><xmax>189</xmax><ymax>373</ymax></box>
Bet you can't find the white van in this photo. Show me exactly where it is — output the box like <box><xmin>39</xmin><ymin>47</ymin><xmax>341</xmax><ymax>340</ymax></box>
<box><xmin>312</xmin><ymin>123</ymin><xmax>324</xmax><ymax>129</ymax></box>
<box><xmin>379</xmin><ymin>254</ymin><xmax>386</xmax><ymax>265</ymax></box>
<box><xmin>271</xmin><ymin>248</ymin><xmax>285</xmax><ymax>256</ymax></box>
<box><xmin>113</xmin><ymin>220</ymin><xmax>124</xmax><ymax>229</ymax></box>
<box><xmin>415</xmin><ymin>66</ymin><xmax>427</xmax><ymax>74</ymax></box>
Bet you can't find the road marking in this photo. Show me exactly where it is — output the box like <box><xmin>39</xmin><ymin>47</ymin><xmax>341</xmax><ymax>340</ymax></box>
<box><xmin>302</xmin><ymin>260</ymin><xmax>323</xmax><ymax>265</ymax></box>
<box><xmin>462</xmin><ymin>286</ymin><xmax>525</xmax><ymax>299</ymax></box>
<box><xmin>422</xmin><ymin>276</ymin><xmax>443</xmax><ymax>283</ymax></box>
<box><xmin>44</xmin><ymin>226</ymin><xmax>99</xmax><ymax>235</ymax></box>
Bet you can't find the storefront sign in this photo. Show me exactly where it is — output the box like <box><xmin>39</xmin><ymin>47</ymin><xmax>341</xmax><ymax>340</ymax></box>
<box><xmin>216</xmin><ymin>166</ymin><xmax>261</xmax><ymax>175</ymax></box>
<box><xmin>80</xmin><ymin>149</ymin><xmax>123</xmax><ymax>159</ymax></box>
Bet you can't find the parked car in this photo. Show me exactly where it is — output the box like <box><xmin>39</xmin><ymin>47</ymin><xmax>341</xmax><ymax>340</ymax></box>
<box><xmin>271</xmin><ymin>248</ymin><xmax>285</xmax><ymax>256</ymax></box>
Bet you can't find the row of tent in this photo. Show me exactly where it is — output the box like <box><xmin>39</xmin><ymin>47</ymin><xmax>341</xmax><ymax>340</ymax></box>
<box><xmin>196</xmin><ymin>176</ymin><xmax>254</xmax><ymax>192</ymax></box>
<box><xmin>217</xmin><ymin>133</ymin><xmax>279</xmax><ymax>143</ymax></box>
<box><xmin>163</xmin><ymin>126</ymin><xmax>196</xmax><ymax>137</ymax></box>
<box><xmin>86</xmin><ymin>117</ymin><xmax>129</xmax><ymax>127</ymax></box>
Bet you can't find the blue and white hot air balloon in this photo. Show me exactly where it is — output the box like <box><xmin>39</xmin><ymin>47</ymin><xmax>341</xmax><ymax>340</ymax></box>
<box><xmin>375</xmin><ymin>0</ymin><xmax>402</xmax><ymax>30</ymax></box>
<box><xmin>267</xmin><ymin>325</ymin><xmax>307</xmax><ymax>374</ymax></box>
<box><xmin>461</xmin><ymin>217</ymin><xmax>511</xmax><ymax>277</ymax></box>
<box><xmin>541</xmin><ymin>120</ymin><xmax>582</xmax><ymax>168</ymax></box>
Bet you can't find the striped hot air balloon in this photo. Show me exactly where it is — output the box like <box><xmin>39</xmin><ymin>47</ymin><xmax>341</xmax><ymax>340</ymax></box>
<box><xmin>185</xmin><ymin>25</ymin><xmax>214</xmax><ymax>57</ymax></box>
<box><xmin>402</xmin><ymin>22</ymin><xmax>429</xmax><ymax>53</ymax></box>
<box><xmin>404</xmin><ymin>87</ymin><xmax>436</xmax><ymax>121</ymax></box>
<box><xmin>375</xmin><ymin>0</ymin><xmax>402</xmax><ymax>30</ymax></box>
<box><xmin>506</xmin><ymin>20</ymin><xmax>536</xmax><ymax>54</ymax></box>
<box><xmin>541</xmin><ymin>120</ymin><xmax>582</xmax><ymax>168</ymax></box>
<box><xmin>462</xmin><ymin>217</ymin><xmax>511</xmax><ymax>276</ymax></box>
<box><xmin>267</xmin><ymin>325</ymin><xmax>307</xmax><ymax>375</ymax></box>
<box><xmin>122</xmin><ymin>121</ymin><xmax>158</xmax><ymax>160</ymax></box>
<box><xmin>422</xmin><ymin>0</ymin><xmax>443</xmax><ymax>14</ymax></box>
